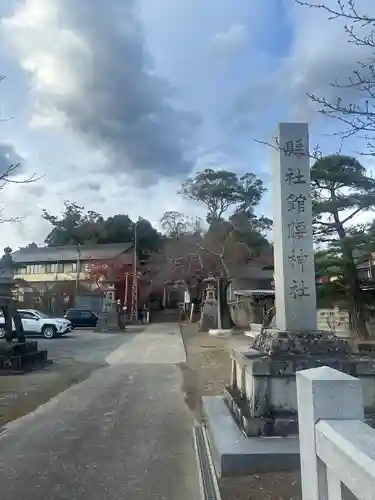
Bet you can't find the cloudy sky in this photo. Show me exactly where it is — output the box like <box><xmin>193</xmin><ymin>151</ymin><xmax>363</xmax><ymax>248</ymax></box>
<box><xmin>0</xmin><ymin>0</ymin><xmax>373</xmax><ymax>248</ymax></box>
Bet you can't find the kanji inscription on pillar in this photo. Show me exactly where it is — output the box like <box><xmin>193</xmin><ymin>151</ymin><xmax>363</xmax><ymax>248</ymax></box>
<box><xmin>273</xmin><ymin>123</ymin><xmax>317</xmax><ymax>331</ymax></box>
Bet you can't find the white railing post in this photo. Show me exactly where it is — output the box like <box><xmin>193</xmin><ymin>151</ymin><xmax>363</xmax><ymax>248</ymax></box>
<box><xmin>296</xmin><ymin>366</ymin><xmax>364</xmax><ymax>500</ymax></box>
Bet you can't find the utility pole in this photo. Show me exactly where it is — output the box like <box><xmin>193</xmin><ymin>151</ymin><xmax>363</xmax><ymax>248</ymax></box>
<box><xmin>216</xmin><ymin>277</ymin><xmax>222</xmax><ymax>330</ymax></box>
<box><xmin>75</xmin><ymin>245</ymin><xmax>81</xmax><ymax>305</ymax></box>
<box><xmin>124</xmin><ymin>272</ymin><xmax>129</xmax><ymax>317</ymax></box>
<box><xmin>130</xmin><ymin>220</ymin><xmax>138</xmax><ymax>322</ymax></box>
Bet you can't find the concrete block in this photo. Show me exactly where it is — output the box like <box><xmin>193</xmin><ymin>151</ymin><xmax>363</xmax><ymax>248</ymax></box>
<box><xmin>202</xmin><ymin>395</ymin><xmax>300</xmax><ymax>477</ymax></box>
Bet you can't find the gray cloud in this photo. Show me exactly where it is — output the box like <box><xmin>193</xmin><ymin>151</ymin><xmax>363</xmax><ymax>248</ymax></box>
<box><xmin>2</xmin><ymin>0</ymin><xmax>199</xmax><ymax>184</ymax></box>
<box><xmin>83</xmin><ymin>181</ymin><xmax>102</xmax><ymax>192</ymax></box>
<box><xmin>0</xmin><ymin>142</ymin><xmax>23</xmax><ymax>176</ymax></box>
<box><xmin>25</xmin><ymin>184</ymin><xmax>45</xmax><ymax>197</ymax></box>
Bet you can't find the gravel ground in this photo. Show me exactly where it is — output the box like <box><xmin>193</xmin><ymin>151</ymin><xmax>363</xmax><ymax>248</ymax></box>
<box><xmin>179</xmin><ymin>322</ymin><xmax>302</xmax><ymax>500</ymax></box>
<box><xmin>0</xmin><ymin>330</ymin><xmax>136</xmax><ymax>428</ymax></box>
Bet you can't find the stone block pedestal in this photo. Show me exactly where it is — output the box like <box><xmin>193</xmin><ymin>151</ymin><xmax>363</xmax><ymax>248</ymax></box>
<box><xmin>226</xmin><ymin>329</ymin><xmax>375</xmax><ymax>437</ymax></box>
<box><xmin>198</xmin><ymin>299</ymin><xmax>218</xmax><ymax>332</ymax></box>
<box><xmin>0</xmin><ymin>340</ymin><xmax>48</xmax><ymax>373</ymax></box>
<box><xmin>95</xmin><ymin>312</ymin><xmax>126</xmax><ymax>332</ymax></box>
<box><xmin>203</xmin><ymin>328</ymin><xmax>375</xmax><ymax>476</ymax></box>
<box><xmin>202</xmin><ymin>395</ymin><xmax>300</xmax><ymax>477</ymax></box>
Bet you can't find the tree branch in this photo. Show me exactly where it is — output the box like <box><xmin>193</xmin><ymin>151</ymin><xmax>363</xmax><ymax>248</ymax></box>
<box><xmin>295</xmin><ymin>1</ymin><xmax>374</xmax><ymax>24</ymax></box>
<box><xmin>341</xmin><ymin>206</ymin><xmax>365</xmax><ymax>224</ymax></box>
<box><xmin>252</xmin><ymin>137</ymin><xmax>322</xmax><ymax>160</ymax></box>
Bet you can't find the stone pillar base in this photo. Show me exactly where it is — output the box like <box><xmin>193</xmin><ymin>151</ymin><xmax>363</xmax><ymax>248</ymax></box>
<box><xmin>95</xmin><ymin>312</ymin><xmax>125</xmax><ymax>332</ymax></box>
<box><xmin>252</xmin><ymin>327</ymin><xmax>351</xmax><ymax>357</ymax></box>
<box><xmin>226</xmin><ymin>328</ymin><xmax>375</xmax><ymax>437</ymax></box>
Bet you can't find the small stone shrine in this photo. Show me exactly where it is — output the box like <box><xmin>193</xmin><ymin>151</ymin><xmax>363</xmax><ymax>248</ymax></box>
<box><xmin>0</xmin><ymin>247</ymin><xmax>48</xmax><ymax>373</ymax></box>
<box><xmin>202</xmin><ymin>123</ymin><xmax>375</xmax><ymax>477</ymax></box>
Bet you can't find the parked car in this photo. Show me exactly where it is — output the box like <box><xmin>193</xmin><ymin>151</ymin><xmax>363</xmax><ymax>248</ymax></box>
<box><xmin>64</xmin><ymin>309</ymin><xmax>99</xmax><ymax>328</ymax></box>
<box><xmin>0</xmin><ymin>309</ymin><xmax>72</xmax><ymax>339</ymax></box>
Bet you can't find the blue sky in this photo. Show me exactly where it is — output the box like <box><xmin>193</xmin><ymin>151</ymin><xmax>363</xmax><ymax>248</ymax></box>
<box><xmin>0</xmin><ymin>0</ymin><xmax>373</xmax><ymax>247</ymax></box>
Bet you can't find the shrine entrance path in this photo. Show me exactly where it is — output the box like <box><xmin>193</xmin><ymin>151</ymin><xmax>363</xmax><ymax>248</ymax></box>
<box><xmin>0</xmin><ymin>324</ymin><xmax>199</xmax><ymax>500</ymax></box>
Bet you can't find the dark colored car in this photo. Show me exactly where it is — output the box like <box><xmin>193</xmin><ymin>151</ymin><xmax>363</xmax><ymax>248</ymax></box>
<box><xmin>64</xmin><ymin>309</ymin><xmax>99</xmax><ymax>328</ymax></box>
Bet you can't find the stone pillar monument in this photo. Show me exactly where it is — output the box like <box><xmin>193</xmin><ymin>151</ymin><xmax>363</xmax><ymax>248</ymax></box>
<box><xmin>273</xmin><ymin>123</ymin><xmax>317</xmax><ymax>332</ymax></box>
<box><xmin>220</xmin><ymin>122</ymin><xmax>375</xmax><ymax>442</ymax></box>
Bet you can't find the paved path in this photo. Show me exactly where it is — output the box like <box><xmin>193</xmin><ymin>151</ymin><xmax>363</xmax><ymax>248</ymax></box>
<box><xmin>106</xmin><ymin>323</ymin><xmax>186</xmax><ymax>365</ymax></box>
<box><xmin>0</xmin><ymin>324</ymin><xmax>199</xmax><ymax>500</ymax></box>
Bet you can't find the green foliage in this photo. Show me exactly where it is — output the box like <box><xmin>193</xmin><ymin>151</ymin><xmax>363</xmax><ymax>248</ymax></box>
<box><xmin>42</xmin><ymin>202</ymin><xmax>104</xmax><ymax>246</ymax></box>
<box><xmin>136</xmin><ymin>218</ymin><xmax>162</xmax><ymax>257</ymax></box>
<box><xmin>42</xmin><ymin>201</ymin><xmax>161</xmax><ymax>256</ymax></box>
<box><xmin>228</xmin><ymin>211</ymin><xmax>271</xmax><ymax>254</ymax></box>
<box><xmin>180</xmin><ymin>168</ymin><xmax>267</xmax><ymax>224</ymax></box>
<box><xmin>312</xmin><ymin>155</ymin><xmax>375</xmax><ymax>242</ymax></box>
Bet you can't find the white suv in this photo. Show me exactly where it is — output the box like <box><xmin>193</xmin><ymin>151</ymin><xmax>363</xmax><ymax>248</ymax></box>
<box><xmin>0</xmin><ymin>309</ymin><xmax>72</xmax><ymax>339</ymax></box>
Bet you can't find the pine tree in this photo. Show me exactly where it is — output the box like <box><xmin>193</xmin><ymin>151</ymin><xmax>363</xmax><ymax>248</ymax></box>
<box><xmin>312</xmin><ymin>154</ymin><xmax>375</xmax><ymax>339</ymax></box>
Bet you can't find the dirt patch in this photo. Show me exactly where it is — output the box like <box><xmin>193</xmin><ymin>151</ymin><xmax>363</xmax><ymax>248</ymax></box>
<box><xmin>0</xmin><ymin>359</ymin><xmax>99</xmax><ymax>427</ymax></box>
<box><xmin>219</xmin><ymin>473</ymin><xmax>301</xmax><ymax>500</ymax></box>
<box><xmin>179</xmin><ymin>322</ymin><xmax>302</xmax><ymax>500</ymax></box>
<box><xmin>179</xmin><ymin>322</ymin><xmax>232</xmax><ymax>422</ymax></box>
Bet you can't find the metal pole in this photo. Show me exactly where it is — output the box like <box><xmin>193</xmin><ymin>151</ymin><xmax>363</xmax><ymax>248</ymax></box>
<box><xmin>133</xmin><ymin>221</ymin><xmax>137</xmax><ymax>288</ymax></box>
<box><xmin>135</xmin><ymin>221</ymin><xmax>138</xmax><ymax>320</ymax></box>
<box><xmin>130</xmin><ymin>220</ymin><xmax>138</xmax><ymax>321</ymax></box>
<box><xmin>76</xmin><ymin>245</ymin><xmax>81</xmax><ymax>304</ymax></box>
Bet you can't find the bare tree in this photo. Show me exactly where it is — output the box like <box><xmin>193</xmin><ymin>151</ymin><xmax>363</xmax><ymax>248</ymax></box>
<box><xmin>0</xmin><ymin>75</ymin><xmax>41</xmax><ymax>223</ymax></box>
<box><xmin>159</xmin><ymin>211</ymin><xmax>188</xmax><ymax>238</ymax></box>
<box><xmin>196</xmin><ymin>216</ymin><xmax>270</xmax><ymax>279</ymax></box>
<box><xmin>148</xmin><ymin>233</ymin><xmax>205</xmax><ymax>288</ymax></box>
<box><xmin>295</xmin><ymin>1</ymin><xmax>375</xmax><ymax>150</ymax></box>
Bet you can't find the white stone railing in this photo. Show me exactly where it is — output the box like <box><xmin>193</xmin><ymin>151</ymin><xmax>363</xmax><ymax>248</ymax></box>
<box><xmin>297</xmin><ymin>366</ymin><xmax>375</xmax><ymax>500</ymax></box>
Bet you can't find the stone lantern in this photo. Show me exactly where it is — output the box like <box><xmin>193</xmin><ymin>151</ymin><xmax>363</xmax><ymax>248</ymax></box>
<box><xmin>0</xmin><ymin>247</ymin><xmax>48</xmax><ymax>372</ymax></box>
<box><xmin>198</xmin><ymin>274</ymin><xmax>218</xmax><ymax>332</ymax></box>
<box><xmin>204</xmin><ymin>273</ymin><xmax>217</xmax><ymax>302</ymax></box>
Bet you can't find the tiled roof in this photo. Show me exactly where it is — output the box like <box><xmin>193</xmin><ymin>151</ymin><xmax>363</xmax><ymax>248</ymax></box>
<box><xmin>12</xmin><ymin>243</ymin><xmax>133</xmax><ymax>264</ymax></box>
